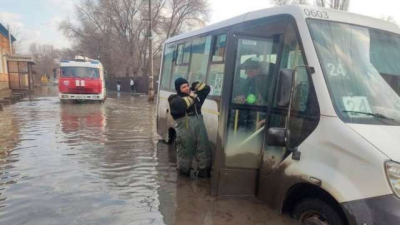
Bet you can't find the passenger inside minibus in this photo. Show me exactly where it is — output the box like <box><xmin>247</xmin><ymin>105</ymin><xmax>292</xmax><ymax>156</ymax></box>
<box><xmin>233</xmin><ymin>58</ymin><xmax>275</xmax><ymax>106</ymax></box>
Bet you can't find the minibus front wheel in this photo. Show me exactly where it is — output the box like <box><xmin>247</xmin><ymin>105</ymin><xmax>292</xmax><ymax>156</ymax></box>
<box><xmin>294</xmin><ymin>198</ymin><xmax>346</xmax><ymax>225</ymax></box>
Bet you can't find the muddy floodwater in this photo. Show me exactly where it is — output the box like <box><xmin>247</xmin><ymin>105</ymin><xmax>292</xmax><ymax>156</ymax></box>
<box><xmin>0</xmin><ymin>87</ymin><xmax>299</xmax><ymax>225</ymax></box>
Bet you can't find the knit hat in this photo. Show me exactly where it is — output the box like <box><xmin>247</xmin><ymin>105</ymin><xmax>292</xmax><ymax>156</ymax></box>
<box><xmin>174</xmin><ymin>77</ymin><xmax>189</xmax><ymax>95</ymax></box>
<box><xmin>240</xmin><ymin>57</ymin><xmax>261</xmax><ymax>70</ymax></box>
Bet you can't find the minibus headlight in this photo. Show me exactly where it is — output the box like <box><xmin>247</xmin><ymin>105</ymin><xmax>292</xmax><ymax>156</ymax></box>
<box><xmin>385</xmin><ymin>161</ymin><xmax>400</xmax><ymax>197</ymax></box>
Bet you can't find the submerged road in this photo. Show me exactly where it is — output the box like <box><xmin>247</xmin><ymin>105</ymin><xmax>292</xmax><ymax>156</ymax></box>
<box><xmin>0</xmin><ymin>87</ymin><xmax>299</xmax><ymax>225</ymax></box>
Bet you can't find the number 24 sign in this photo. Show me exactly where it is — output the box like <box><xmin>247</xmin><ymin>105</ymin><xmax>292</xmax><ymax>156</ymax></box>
<box><xmin>342</xmin><ymin>96</ymin><xmax>372</xmax><ymax>117</ymax></box>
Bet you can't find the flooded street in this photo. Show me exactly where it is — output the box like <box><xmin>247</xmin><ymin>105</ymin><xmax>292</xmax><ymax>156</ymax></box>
<box><xmin>0</xmin><ymin>87</ymin><xmax>298</xmax><ymax>225</ymax></box>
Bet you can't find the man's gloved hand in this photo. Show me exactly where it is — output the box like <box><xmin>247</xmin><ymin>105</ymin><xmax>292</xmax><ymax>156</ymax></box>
<box><xmin>191</xmin><ymin>82</ymin><xmax>199</xmax><ymax>91</ymax></box>
<box><xmin>234</xmin><ymin>95</ymin><xmax>246</xmax><ymax>104</ymax></box>
<box><xmin>191</xmin><ymin>81</ymin><xmax>206</xmax><ymax>91</ymax></box>
<box><xmin>182</xmin><ymin>96</ymin><xmax>194</xmax><ymax>109</ymax></box>
<box><xmin>189</xmin><ymin>91</ymin><xmax>197</xmax><ymax>99</ymax></box>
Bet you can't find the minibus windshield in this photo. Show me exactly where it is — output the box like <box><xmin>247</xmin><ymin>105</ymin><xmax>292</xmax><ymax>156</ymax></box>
<box><xmin>61</xmin><ymin>67</ymin><xmax>99</xmax><ymax>79</ymax></box>
<box><xmin>308</xmin><ymin>19</ymin><xmax>400</xmax><ymax>125</ymax></box>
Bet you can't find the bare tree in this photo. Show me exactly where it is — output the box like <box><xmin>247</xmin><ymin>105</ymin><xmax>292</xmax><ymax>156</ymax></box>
<box><xmin>270</xmin><ymin>0</ymin><xmax>349</xmax><ymax>9</ymax></box>
<box><xmin>162</xmin><ymin>0</ymin><xmax>209</xmax><ymax>38</ymax></box>
<box><xmin>59</xmin><ymin>0</ymin><xmax>209</xmax><ymax>86</ymax></box>
<box><xmin>381</xmin><ymin>16</ymin><xmax>398</xmax><ymax>26</ymax></box>
<box><xmin>58</xmin><ymin>48</ymin><xmax>78</xmax><ymax>60</ymax></box>
<box><xmin>315</xmin><ymin>0</ymin><xmax>350</xmax><ymax>11</ymax></box>
<box><xmin>8</xmin><ymin>27</ymin><xmax>26</xmax><ymax>54</ymax></box>
<box><xmin>270</xmin><ymin>0</ymin><xmax>292</xmax><ymax>6</ymax></box>
<box><xmin>270</xmin><ymin>0</ymin><xmax>309</xmax><ymax>6</ymax></box>
<box><xmin>293</xmin><ymin>0</ymin><xmax>309</xmax><ymax>4</ymax></box>
<box><xmin>29</xmin><ymin>43</ymin><xmax>60</xmax><ymax>80</ymax></box>
<box><xmin>59</xmin><ymin>0</ymin><xmax>119</xmax><ymax>75</ymax></box>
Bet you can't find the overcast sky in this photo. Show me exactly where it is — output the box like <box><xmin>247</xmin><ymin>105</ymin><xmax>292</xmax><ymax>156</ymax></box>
<box><xmin>0</xmin><ymin>0</ymin><xmax>399</xmax><ymax>53</ymax></box>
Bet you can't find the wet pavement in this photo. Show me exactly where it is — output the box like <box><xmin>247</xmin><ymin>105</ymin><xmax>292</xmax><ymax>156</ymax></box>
<box><xmin>0</xmin><ymin>87</ymin><xmax>299</xmax><ymax>225</ymax></box>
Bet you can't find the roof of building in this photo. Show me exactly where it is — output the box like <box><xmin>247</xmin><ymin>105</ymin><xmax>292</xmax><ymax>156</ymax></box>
<box><xmin>0</xmin><ymin>23</ymin><xmax>16</xmax><ymax>43</ymax></box>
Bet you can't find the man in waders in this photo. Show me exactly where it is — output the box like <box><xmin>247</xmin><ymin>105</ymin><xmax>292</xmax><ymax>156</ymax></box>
<box><xmin>168</xmin><ymin>78</ymin><xmax>212</xmax><ymax>178</ymax></box>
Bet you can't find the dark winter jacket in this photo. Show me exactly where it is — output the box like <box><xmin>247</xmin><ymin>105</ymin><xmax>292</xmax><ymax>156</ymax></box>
<box><xmin>168</xmin><ymin>82</ymin><xmax>210</xmax><ymax>120</ymax></box>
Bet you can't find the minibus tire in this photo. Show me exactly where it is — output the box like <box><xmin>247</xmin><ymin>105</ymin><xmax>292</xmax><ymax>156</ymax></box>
<box><xmin>168</xmin><ymin>137</ymin><xmax>177</xmax><ymax>152</ymax></box>
<box><xmin>294</xmin><ymin>198</ymin><xmax>345</xmax><ymax>225</ymax></box>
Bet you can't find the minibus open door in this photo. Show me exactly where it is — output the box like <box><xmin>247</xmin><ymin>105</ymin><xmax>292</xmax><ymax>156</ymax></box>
<box><xmin>211</xmin><ymin>33</ymin><xmax>283</xmax><ymax>197</ymax></box>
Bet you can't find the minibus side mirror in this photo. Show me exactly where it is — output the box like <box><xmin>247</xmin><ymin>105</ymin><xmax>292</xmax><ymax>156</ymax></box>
<box><xmin>266</xmin><ymin>127</ymin><xmax>301</xmax><ymax>160</ymax></box>
<box><xmin>276</xmin><ymin>69</ymin><xmax>294</xmax><ymax>108</ymax></box>
<box><xmin>266</xmin><ymin>127</ymin><xmax>287</xmax><ymax>147</ymax></box>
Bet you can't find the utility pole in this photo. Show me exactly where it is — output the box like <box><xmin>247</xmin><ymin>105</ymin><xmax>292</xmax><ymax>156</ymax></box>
<box><xmin>147</xmin><ymin>0</ymin><xmax>155</xmax><ymax>101</ymax></box>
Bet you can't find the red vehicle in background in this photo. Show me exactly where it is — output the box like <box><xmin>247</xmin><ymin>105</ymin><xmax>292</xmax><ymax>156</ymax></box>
<box><xmin>58</xmin><ymin>56</ymin><xmax>107</xmax><ymax>102</ymax></box>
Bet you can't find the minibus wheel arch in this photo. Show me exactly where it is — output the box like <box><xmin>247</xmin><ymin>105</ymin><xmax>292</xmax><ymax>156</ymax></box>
<box><xmin>282</xmin><ymin>183</ymin><xmax>347</xmax><ymax>224</ymax></box>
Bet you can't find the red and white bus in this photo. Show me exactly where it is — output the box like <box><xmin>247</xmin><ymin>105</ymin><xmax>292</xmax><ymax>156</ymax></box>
<box><xmin>58</xmin><ymin>56</ymin><xmax>107</xmax><ymax>102</ymax></box>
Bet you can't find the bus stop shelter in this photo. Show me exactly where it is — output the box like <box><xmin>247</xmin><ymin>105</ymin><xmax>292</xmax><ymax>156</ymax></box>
<box><xmin>6</xmin><ymin>55</ymin><xmax>35</xmax><ymax>90</ymax></box>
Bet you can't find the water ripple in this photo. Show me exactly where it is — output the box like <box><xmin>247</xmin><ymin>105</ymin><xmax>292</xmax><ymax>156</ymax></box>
<box><xmin>0</xmin><ymin>88</ymin><xmax>164</xmax><ymax>225</ymax></box>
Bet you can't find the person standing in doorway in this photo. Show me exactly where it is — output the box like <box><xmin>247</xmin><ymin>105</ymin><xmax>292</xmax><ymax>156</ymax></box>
<box><xmin>117</xmin><ymin>79</ymin><xmax>121</xmax><ymax>92</ymax></box>
<box><xmin>168</xmin><ymin>77</ymin><xmax>212</xmax><ymax>178</ymax></box>
<box><xmin>130</xmin><ymin>78</ymin><xmax>135</xmax><ymax>93</ymax></box>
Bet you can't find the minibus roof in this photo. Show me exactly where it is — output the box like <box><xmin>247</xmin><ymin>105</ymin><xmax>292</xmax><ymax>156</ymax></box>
<box><xmin>165</xmin><ymin>5</ymin><xmax>400</xmax><ymax>44</ymax></box>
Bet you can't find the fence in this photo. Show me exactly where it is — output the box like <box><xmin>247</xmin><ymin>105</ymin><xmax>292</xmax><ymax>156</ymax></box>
<box><xmin>107</xmin><ymin>76</ymin><xmax>159</xmax><ymax>94</ymax></box>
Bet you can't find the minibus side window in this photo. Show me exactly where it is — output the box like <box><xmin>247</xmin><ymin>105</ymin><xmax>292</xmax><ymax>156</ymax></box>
<box><xmin>208</xmin><ymin>34</ymin><xmax>227</xmax><ymax>96</ymax></box>
<box><xmin>177</xmin><ymin>42</ymin><xmax>191</xmax><ymax>64</ymax></box>
<box><xmin>279</xmin><ymin>25</ymin><xmax>319</xmax><ymax>145</ymax></box>
<box><xmin>231</xmin><ymin>38</ymin><xmax>277</xmax><ymax>107</ymax></box>
<box><xmin>188</xmin><ymin>36</ymin><xmax>212</xmax><ymax>84</ymax></box>
<box><xmin>212</xmin><ymin>34</ymin><xmax>226</xmax><ymax>62</ymax></box>
<box><xmin>170</xmin><ymin>41</ymin><xmax>191</xmax><ymax>90</ymax></box>
<box><xmin>176</xmin><ymin>44</ymin><xmax>185</xmax><ymax>65</ymax></box>
<box><xmin>160</xmin><ymin>44</ymin><xmax>175</xmax><ymax>90</ymax></box>
<box><xmin>262</xmin><ymin>24</ymin><xmax>320</xmax><ymax>173</ymax></box>
<box><xmin>370</xmin><ymin>29</ymin><xmax>400</xmax><ymax>95</ymax></box>
<box><xmin>183</xmin><ymin>43</ymin><xmax>191</xmax><ymax>64</ymax></box>
<box><xmin>208</xmin><ymin>64</ymin><xmax>225</xmax><ymax>96</ymax></box>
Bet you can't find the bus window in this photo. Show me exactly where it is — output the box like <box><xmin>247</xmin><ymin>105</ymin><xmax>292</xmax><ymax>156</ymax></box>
<box><xmin>231</xmin><ymin>38</ymin><xmax>277</xmax><ymax>107</ymax></box>
<box><xmin>176</xmin><ymin>42</ymin><xmax>191</xmax><ymax>65</ymax></box>
<box><xmin>170</xmin><ymin>42</ymin><xmax>190</xmax><ymax>90</ymax></box>
<box><xmin>176</xmin><ymin>44</ymin><xmax>184</xmax><ymax>64</ymax></box>
<box><xmin>208</xmin><ymin>64</ymin><xmax>224</xmax><ymax>96</ymax></box>
<box><xmin>208</xmin><ymin>34</ymin><xmax>227</xmax><ymax>96</ymax></box>
<box><xmin>370</xmin><ymin>29</ymin><xmax>400</xmax><ymax>95</ymax></box>
<box><xmin>170</xmin><ymin>66</ymin><xmax>189</xmax><ymax>89</ymax></box>
<box><xmin>261</xmin><ymin>24</ymin><xmax>319</xmax><ymax>174</ymax></box>
<box><xmin>188</xmin><ymin>35</ymin><xmax>212</xmax><ymax>84</ymax></box>
<box><xmin>309</xmin><ymin>20</ymin><xmax>400</xmax><ymax>125</ymax></box>
<box><xmin>161</xmin><ymin>44</ymin><xmax>175</xmax><ymax>90</ymax></box>
<box><xmin>183</xmin><ymin>43</ymin><xmax>191</xmax><ymax>64</ymax></box>
<box><xmin>212</xmin><ymin>34</ymin><xmax>226</xmax><ymax>62</ymax></box>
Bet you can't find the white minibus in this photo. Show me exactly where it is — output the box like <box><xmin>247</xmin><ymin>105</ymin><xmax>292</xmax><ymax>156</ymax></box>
<box><xmin>157</xmin><ymin>5</ymin><xmax>400</xmax><ymax>225</ymax></box>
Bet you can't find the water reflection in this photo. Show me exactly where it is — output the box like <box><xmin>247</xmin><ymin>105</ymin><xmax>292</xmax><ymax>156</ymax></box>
<box><xmin>0</xmin><ymin>90</ymin><xmax>165</xmax><ymax>225</ymax></box>
<box><xmin>0</xmin><ymin>88</ymin><xmax>299</xmax><ymax>225</ymax></box>
<box><xmin>155</xmin><ymin>140</ymin><xmax>299</xmax><ymax>225</ymax></box>
<box><xmin>0</xmin><ymin>107</ymin><xmax>20</xmax><ymax>153</ymax></box>
<box><xmin>59</xmin><ymin>102</ymin><xmax>106</xmax><ymax>144</ymax></box>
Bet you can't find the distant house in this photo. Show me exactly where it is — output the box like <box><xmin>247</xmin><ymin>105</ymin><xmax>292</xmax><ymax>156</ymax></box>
<box><xmin>0</xmin><ymin>23</ymin><xmax>36</xmax><ymax>97</ymax></box>
<box><xmin>0</xmin><ymin>23</ymin><xmax>16</xmax><ymax>97</ymax></box>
